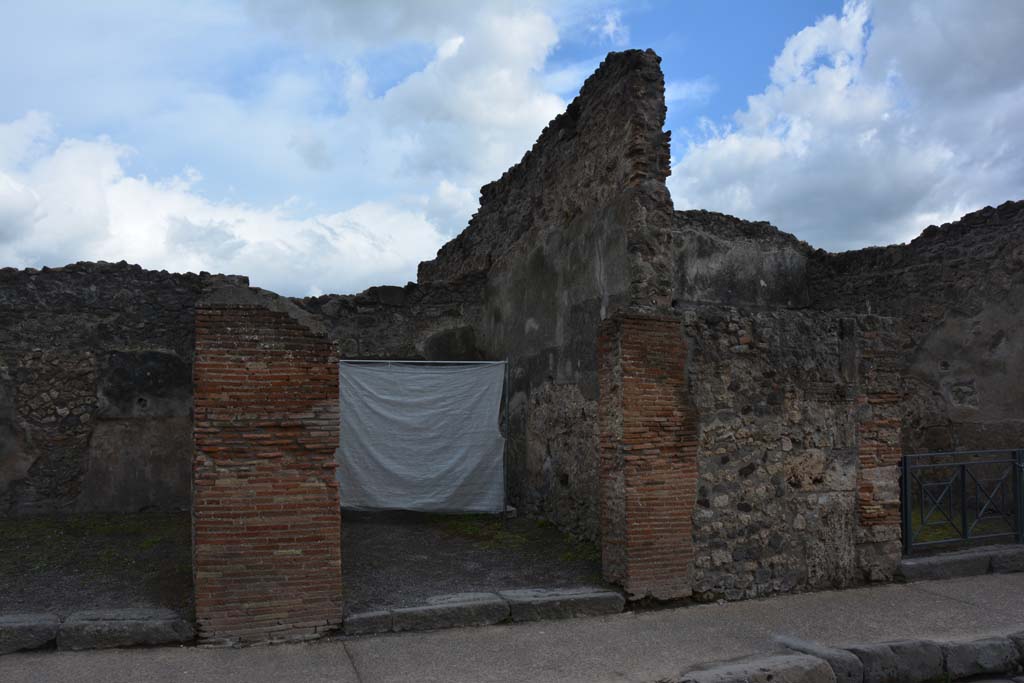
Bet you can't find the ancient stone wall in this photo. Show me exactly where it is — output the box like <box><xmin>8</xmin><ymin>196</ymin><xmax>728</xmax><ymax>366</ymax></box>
<box><xmin>291</xmin><ymin>278</ymin><xmax>484</xmax><ymax>361</ymax></box>
<box><xmin>416</xmin><ymin>49</ymin><xmax>674</xmax><ymax>540</ymax></box>
<box><xmin>672</xmin><ymin>210</ymin><xmax>812</xmax><ymax>308</ymax></box>
<box><xmin>0</xmin><ymin>262</ymin><xmax>241</xmax><ymax>515</ymax></box>
<box><xmin>679</xmin><ymin>305</ymin><xmax>902</xmax><ymax>600</ymax></box>
<box><xmin>192</xmin><ymin>302</ymin><xmax>342</xmax><ymax>645</ymax></box>
<box><xmin>808</xmin><ymin>200</ymin><xmax>1024</xmax><ymax>454</ymax></box>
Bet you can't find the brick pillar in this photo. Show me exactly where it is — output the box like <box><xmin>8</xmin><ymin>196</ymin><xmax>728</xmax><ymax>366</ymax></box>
<box><xmin>192</xmin><ymin>304</ymin><xmax>342</xmax><ymax>645</ymax></box>
<box><xmin>598</xmin><ymin>313</ymin><xmax>697</xmax><ymax>599</ymax></box>
<box><xmin>854</xmin><ymin>316</ymin><xmax>903</xmax><ymax>581</ymax></box>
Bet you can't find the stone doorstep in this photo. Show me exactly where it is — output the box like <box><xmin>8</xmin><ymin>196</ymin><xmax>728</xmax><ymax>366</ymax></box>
<box><xmin>342</xmin><ymin>587</ymin><xmax>625</xmax><ymax>636</ymax></box>
<box><xmin>898</xmin><ymin>545</ymin><xmax>1024</xmax><ymax>582</ymax></box>
<box><xmin>58</xmin><ymin>609</ymin><xmax>194</xmax><ymax>652</ymax></box>
<box><xmin>0</xmin><ymin>613</ymin><xmax>61</xmax><ymax>656</ymax></box>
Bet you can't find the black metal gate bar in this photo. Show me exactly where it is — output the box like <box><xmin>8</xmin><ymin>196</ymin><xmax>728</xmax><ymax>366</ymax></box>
<box><xmin>901</xmin><ymin>449</ymin><xmax>1024</xmax><ymax>555</ymax></box>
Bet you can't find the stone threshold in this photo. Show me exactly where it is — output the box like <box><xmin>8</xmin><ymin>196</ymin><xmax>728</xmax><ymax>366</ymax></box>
<box><xmin>342</xmin><ymin>587</ymin><xmax>625</xmax><ymax>636</ymax></box>
<box><xmin>898</xmin><ymin>545</ymin><xmax>1024</xmax><ymax>582</ymax></box>
<box><xmin>0</xmin><ymin>608</ymin><xmax>194</xmax><ymax>656</ymax></box>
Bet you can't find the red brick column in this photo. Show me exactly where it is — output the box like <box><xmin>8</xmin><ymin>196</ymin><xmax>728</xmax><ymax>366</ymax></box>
<box><xmin>598</xmin><ymin>313</ymin><xmax>697</xmax><ymax>599</ymax></box>
<box><xmin>854</xmin><ymin>316</ymin><xmax>903</xmax><ymax>581</ymax></box>
<box><xmin>192</xmin><ymin>304</ymin><xmax>342</xmax><ymax>645</ymax></box>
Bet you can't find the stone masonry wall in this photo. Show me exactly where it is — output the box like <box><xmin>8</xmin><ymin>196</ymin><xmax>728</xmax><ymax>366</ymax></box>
<box><xmin>0</xmin><ymin>261</ymin><xmax>241</xmax><ymax>515</ymax></box>
<box><xmin>679</xmin><ymin>306</ymin><xmax>902</xmax><ymax>601</ymax></box>
<box><xmin>192</xmin><ymin>304</ymin><xmax>342</xmax><ymax>645</ymax></box>
<box><xmin>808</xmin><ymin>200</ymin><xmax>1024</xmax><ymax>454</ymax></box>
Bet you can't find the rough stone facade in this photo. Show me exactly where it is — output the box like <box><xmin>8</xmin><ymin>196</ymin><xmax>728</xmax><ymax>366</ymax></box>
<box><xmin>0</xmin><ymin>262</ymin><xmax>242</xmax><ymax>514</ymax></box>
<box><xmin>808</xmin><ymin>200</ymin><xmax>1024</xmax><ymax>454</ymax></box>
<box><xmin>192</xmin><ymin>299</ymin><xmax>342</xmax><ymax>645</ymax></box>
<box><xmin>1</xmin><ymin>48</ymin><xmax>1021</xmax><ymax>620</ymax></box>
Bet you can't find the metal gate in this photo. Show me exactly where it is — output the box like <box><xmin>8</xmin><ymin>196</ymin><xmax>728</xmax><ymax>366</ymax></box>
<box><xmin>901</xmin><ymin>449</ymin><xmax>1024</xmax><ymax>554</ymax></box>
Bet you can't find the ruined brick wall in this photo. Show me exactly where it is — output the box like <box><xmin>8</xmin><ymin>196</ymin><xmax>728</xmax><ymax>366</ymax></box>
<box><xmin>292</xmin><ymin>278</ymin><xmax>485</xmax><ymax>360</ymax></box>
<box><xmin>0</xmin><ymin>262</ymin><xmax>241</xmax><ymax>515</ymax></box>
<box><xmin>808</xmin><ymin>200</ymin><xmax>1024</xmax><ymax>454</ymax></box>
<box><xmin>598</xmin><ymin>314</ymin><xmax>696</xmax><ymax>599</ymax></box>
<box><xmin>679</xmin><ymin>306</ymin><xmax>902</xmax><ymax>600</ymax></box>
<box><xmin>415</xmin><ymin>49</ymin><xmax>674</xmax><ymax>540</ymax></box>
<box><xmin>192</xmin><ymin>304</ymin><xmax>342</xmax><ymax>645</ymax></box>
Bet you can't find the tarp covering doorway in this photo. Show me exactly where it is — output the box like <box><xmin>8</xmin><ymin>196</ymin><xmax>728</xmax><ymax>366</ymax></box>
<box><xmin>334</xmin><ymin>361</ymin><xmax>507</xmax><ymax>513</ymax></box>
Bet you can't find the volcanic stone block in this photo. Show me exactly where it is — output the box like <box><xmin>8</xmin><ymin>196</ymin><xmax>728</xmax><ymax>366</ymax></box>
<box><xmin>776</xmin><ymin>636</ymin><xmax>864</xmax><ymax>683</ymax></box>
<box><xmin>0</xmin><ymin>613</ymin><xmax>60</xmax><ymax>655</ymax></box>
<box><xmin>391</xmin><ymin>593</ymin><xmax>509</xmax><ymax>632</ymax></box>
<box><xmin>58</xmin><ymin>608</ymin><xmax>194</xmax><ymax>651</ymax></box>
<box><xmin>498</xmin><ymin>587</ymin><xmax>625</xmax><ymax>622</ymax></box>
<box><xmin>675</xmin><ymin>654</ymin><xmax>836</xmax><ymax>683</ymax></box>
<box><xmin>844</xmin><ymin>640</ymin><xmax>944</xmax><ymax>683</ymax></box>
<box><xmin>990</xmin><ymin>547</ymin><xmax>1024</xmax><ymax>574</ymax></box>
<box><xmin>943</xmin><ymin>637</ymin><xmax>1021</xmax><ymax>679</ymax></box>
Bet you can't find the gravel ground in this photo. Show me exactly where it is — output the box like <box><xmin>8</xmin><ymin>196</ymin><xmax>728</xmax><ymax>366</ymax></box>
<box><xmin>341</xmin><ymin>511</ymin><xmax>606</xmax><ymax>613</ymax></box>
<box><xmin>0</xmin><ymin>512</ymin><xmax>192</xmax><ymax>617</ymax></box>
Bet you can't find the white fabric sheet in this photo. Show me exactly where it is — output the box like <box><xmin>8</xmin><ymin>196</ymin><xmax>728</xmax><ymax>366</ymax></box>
<box><xmin>335</xmin><ymin>361</ymin><xmax>506</xmax><ymax>513</ymax></box>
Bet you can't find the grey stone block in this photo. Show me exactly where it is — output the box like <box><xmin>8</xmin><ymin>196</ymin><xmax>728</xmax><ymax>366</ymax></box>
<box><xmin>0</xmin><ymin>613</ymin><xmax>60</xmax><ymax>655</ymax></box>
<box><xmin>943</xmin><ymin>637</ymin><xmax>1020</xmax><ymax>679</ymax></box>
<box><xmin>497</xmin><ymin>587</ymin><xmax>625</xmax><ymax>622</ymax></box>
<box><xmin>845</xmin><ymin>640</ymin><xmax>944</xmax><ymax>683</ymax></box>
<box><xmin>676</xmin><ymin>654</ymin><xmax>836</xmax><ymax>683</ymax></box>
<box><xmin>776</xmin><ymin>636</ymin><xmax>863</xmax><ymax>683</ymax></box>
<box><xmin>342</xmin><ymin>610</ymin><xmax>392</xmax><ymax>636</ymax></box>
<box><xmin>991</xmin><ymin>548</ymin><xmax>1024</xmax><ymax>574</ymax></box>
<box><xmin>59</xmin><ymin>608</ymin><xmax>194</xmax><ymax>651</ymax></box>
<box><xmin>391</xmin><ymin>593</ymin><xmax>509</xmax><ymax>633</ymax></box>
<box><xmin>1010</xmin><ymin>631</ymin><xmax>1024</xmax><ymax>663</ymax></box>
<box><xmin>898</xmin><ymin>550</ymin><xmax>991</xmax><ymax>582</ymax></box>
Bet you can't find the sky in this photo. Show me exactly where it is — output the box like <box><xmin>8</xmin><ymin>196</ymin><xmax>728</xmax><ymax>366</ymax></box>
<box><xmin>1</xmin><ymin>1</ymin><xmax>1022</xmax><ymax>297</ymax></box>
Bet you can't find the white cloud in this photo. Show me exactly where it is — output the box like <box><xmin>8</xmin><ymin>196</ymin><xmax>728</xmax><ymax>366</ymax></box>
<box><xmin>669</xmin><ymin>0</ymin><xmax>1024</xmax><ymax>250</ymax></box>
<box><xmin>0</xmin><ymin>115</ymin><xmax>446</xmax><ymax>296</ymax></box>
<box><xmin>593</xmin><ymin>10</ymin><xmax>628</xmax><ymax>46</ymax></box>
<box><xmin>0</xmin><ymin>1</ymin><xmax>598</xmax><ymax>294</ymax></box>
<box><xmin>665</xmin><ymin>78</ymin><xmax>717</xmax><ymax>106</ymax></box>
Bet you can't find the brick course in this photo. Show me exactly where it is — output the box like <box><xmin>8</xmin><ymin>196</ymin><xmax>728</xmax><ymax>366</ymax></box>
<box><xmin>598</xmin><ymin>313</ymin><xmax>697</xmax><ymax>599</ymax></box>
<box><xmin>192</xmin><ymin>304</ymin><xmax>342</xmax><ymax>645</ymax></box>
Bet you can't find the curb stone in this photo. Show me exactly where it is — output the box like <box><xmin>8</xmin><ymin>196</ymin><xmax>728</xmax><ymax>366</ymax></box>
<box><xmin>498</xmin><ymin>587</ymin><xmax>625</xmax><ymax>622</ymax></box>
<box><xmin>843</xmin><ymin>640</ymin><xmax>944</xmax><ymax>683</ymax></box>
<box><xmin>391</xmin><ymin>593</ymin><xmax>509</xmax><ymax>633</ymax></box>
<box><xmin>342</xmin><ymin>586</ymin><xmax>626</xmax><ymax>636</ymax></box>
<box><xmin>775</xmin><ymin>636</ymin><xmax>863</xmax><ymax>683</ymax></box>
<box><xmin>943</xmin><ymin>637</ymin><xmax>1021</xmax><ymax>679</ymax></box>
<box><xmin>58</xmin><ymin>608</ymin><xmax>194</xmax><ymax>651</ymax></box>
<box><xmin>0</xmin><ymin>613</ymin><xmax>61</xmax><ymax>655</ymax></box>
<box><xmin>669</xmin><ymin>653</ymin><xmax>835</xmax><ymax>683</ymax></box>
<box><xmin>898</xmin><ymin>549</ymin><xmax>993</xmax><ymax>582</ymax></box>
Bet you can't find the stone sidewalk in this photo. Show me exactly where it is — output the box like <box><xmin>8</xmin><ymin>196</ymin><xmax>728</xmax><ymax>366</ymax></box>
<box><xmin>3</xmin><ymin>573</ymin><xmax>1023</xmax><ymax>683</ymax></box>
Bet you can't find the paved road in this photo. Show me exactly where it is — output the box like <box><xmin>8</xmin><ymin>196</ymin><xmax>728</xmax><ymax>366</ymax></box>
<box><xmin>3</xmin><ymin>573</ymin><xmax>1023</xmax><ymax>683</ymax></box>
